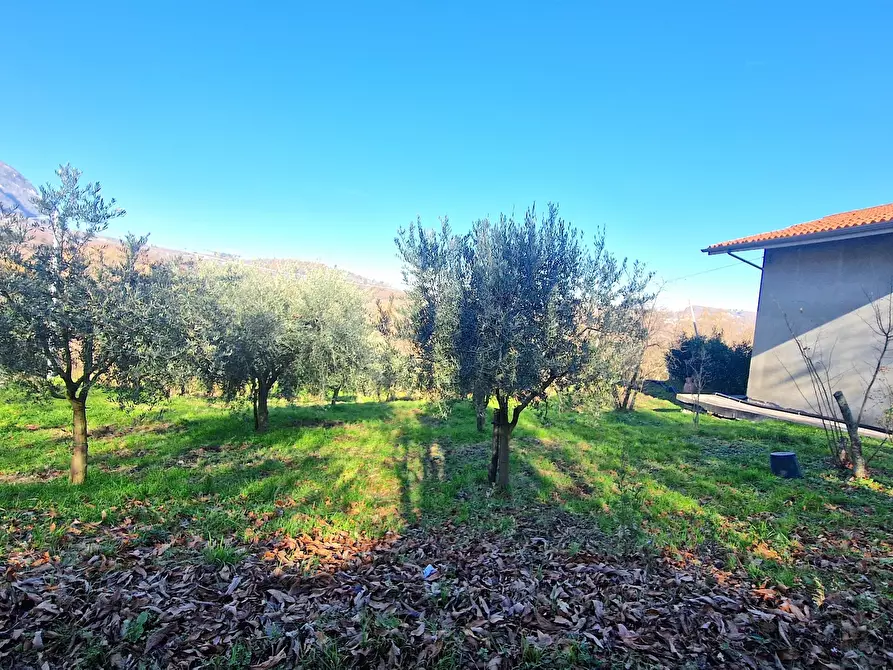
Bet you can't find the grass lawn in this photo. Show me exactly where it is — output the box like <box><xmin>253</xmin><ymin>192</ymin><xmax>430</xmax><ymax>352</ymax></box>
<box><xmin>1</xmin><ymin>390</ymin><xmax>892</xmax><ymax>668</ymax></box>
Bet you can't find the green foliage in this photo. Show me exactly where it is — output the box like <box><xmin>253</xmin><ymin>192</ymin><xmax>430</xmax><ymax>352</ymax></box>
<box><xmin>206</xmin><ymin>643</ymin><xmax>253</xmax><ymax>670</ymax></box>
<box><xmin>666</xmin><ymin>331</ymin><xmax>752</xmax><ymax>395</ymax></box>
<box><xmin>186</xmin><ymin>263</ymin><xmax>379</xmax><ymax>427</ymax></box>
<box><xmin>366</xmin><ymin>296</ymin><xmax>412</xmax><ymax>401</ymax></box>
<box><xmin>225</xmin><ymin>644</ymin><xmax>252</xmax><ymax>669</ymax></box>
<box><xmin>397</xmin><ymin>203</ymin><xmax>652</xmax><ymax>486</ymax></box>
<box><xmin>192</xmin><ymin>263</ymin><xmax>308</xmax><ymax>430</ymax></box>
<box><xmin>202</xmin><ymin>537</ymin><xmax>242</xmax><ymax>566</ymax></box>
<box><xmin>612</xmin><ymin>476</ymin><xmax>648</xmax><ymax>554</ymax></box>
<box><xmin>520</xmin><ymin>637</ymin><xmax>544</xmax><ymax>666</ymax></box>
<box><xmin>75</xmin><ymin>631</ymin><xmax>107</xmax><ymax>667</ymax></box>
<box><xmin>394</xmin><ymin>217</ymin><xmax>458</xmax><ymax>402</ymax></box>
<box><xmin>0</xmin><ymin>166</ymin><xmax>181</xmax><ymax>403</ymax></box>
<box><xmin>0</xmin><ymin>165</ymin><xmax>188</xmax><ymax>481</ymax></box>
<box><xmin>297</xmin><ymin>268</ymin><xmax>372</xmax><ymax>403</ymax></box>
<box><xmin>398</xmin><ymin>205</ymin><xmax>652</xmax><ymax>412</ymax></box>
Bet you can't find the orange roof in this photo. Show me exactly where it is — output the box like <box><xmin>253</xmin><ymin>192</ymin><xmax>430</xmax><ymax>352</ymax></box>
<box><xmin>704</xmin><ymin>203</ymin><xmax>893</xmax><ymax>253</ymax></box>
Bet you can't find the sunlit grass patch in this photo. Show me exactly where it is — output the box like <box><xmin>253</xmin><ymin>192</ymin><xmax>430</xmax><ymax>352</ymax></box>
<box><xmin>1</xmin><ymin>387</ymin><xmax>891</xmax><ymax>592</ymax></box>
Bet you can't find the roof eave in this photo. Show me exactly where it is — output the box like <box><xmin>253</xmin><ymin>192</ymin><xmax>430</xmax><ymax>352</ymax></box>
<box><xmin>702</xmin><ymin>219</ymin><xmax>893</xmax><ymax>255</ymax></box>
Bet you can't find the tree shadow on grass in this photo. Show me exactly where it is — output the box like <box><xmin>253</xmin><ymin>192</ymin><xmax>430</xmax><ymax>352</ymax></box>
<box><xmin>0</xmin><ymin>397</ymin><xmax>402</xmax><ymax>545</ymax></box>
<box><xmin>540</xmin><ymin>405</ymin><xmax>893</xmax><ymax>562</ymax></box>
<box><xmin>24</xmin><ymin>398</ymin><xmax>399</xmax><ymax>474</ymax></box>
<box><xmin>392</xmin><ymin>402</ymin><xmax>612</xmax><ymax>533</ymax></box>
<box><xmin>5</xmin><ymin>391</ymin><xmax>892</xmax><ymax>576</ymax></box>
<box><xmin>384</xmin><ymin>396</ymin><xmax>893</xmax><ymax>584</ymax></box>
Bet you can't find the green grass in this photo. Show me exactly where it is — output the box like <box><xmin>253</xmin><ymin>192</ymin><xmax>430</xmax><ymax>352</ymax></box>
<box><xmin>202</xmin><ymin>536</ymin><xmax>243</xmax><ymax>566</ymax></box>
<box><xmin>1</xmin><ymin>388</ymin><xmax>891</xmax><ymax>592</ymax></box>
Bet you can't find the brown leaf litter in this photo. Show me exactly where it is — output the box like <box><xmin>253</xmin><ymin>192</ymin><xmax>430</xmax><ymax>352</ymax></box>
<box><xmin>1</xmin><ymin>509</ymin><xmax>891</xmax><ymax>669</ymax></box>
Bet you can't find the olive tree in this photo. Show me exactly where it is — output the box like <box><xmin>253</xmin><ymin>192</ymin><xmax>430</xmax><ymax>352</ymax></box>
<box><xmin>0</xmin><ymin>166</ymin><xmax>184</xmax><ymax>483</ymax></box>
<box><xmin>368</xmin><ymin>296</ymin><xmax>411</xmax><ymax>401</ymax></box>
<box><xmin>196</xmin><ymin>264</ymin><xmax>306</xmax><ymax>431</ymax></box>
<box><xmin>397</xmin><ymin>203</ymin><xmax>651</xmax><ymax>491</ymax></box>
<box><xmin>298</xmin><ymin>268</ymin><xmax>372</xmax><ymax>405</ymax></box>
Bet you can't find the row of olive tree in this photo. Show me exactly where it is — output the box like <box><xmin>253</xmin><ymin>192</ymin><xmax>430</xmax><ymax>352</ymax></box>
<box><xmin>0</xmin><ymin>166</ymin><xmax>403</xmax><ymax>484</ymax></box>
<box><xmin>190</xmin><ymin>263</ymin><xmax>380</xmax><ymax>431</ymax></box>
<box><xmin>397</xmin><ymin>204</ymin><xmax>653</xmax><ymax>491</ymax></box>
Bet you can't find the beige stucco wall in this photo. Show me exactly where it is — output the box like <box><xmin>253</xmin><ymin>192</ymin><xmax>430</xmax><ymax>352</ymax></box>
<box><xmin>748</xmin><ymin>234</ymin><xmax>893</xmax><ymax>428</ymax></box>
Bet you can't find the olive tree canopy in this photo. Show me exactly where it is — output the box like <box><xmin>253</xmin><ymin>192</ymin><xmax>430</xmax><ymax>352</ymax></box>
<box><xmin>0</xmin><ymin>165</ymin><xmax>184</xmax><ymax>483</ymax></box>
<box><xmin>195</xmin><ymin>264</ymin><xmax>306</xmax><ymax>431</ymax></box>
<box><xmin>297</xmin><ymin>267</ymin><xmax>372</xmax><ymax>405</ymax></box>
<box><xmin>397</xmin><ymin>203</ymin><xmax>651</xmax><ymax>491</ymax></box>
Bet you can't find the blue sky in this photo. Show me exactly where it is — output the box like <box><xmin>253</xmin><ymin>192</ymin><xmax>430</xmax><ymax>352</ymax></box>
<box><xmin>3</xmin><ymin>2</ymin><xmax>892</xmax><ymax>309</ymax></box>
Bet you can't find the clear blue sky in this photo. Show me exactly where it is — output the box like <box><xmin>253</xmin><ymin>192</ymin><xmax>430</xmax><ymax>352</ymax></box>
<box><xmin>3</xmin><ymin>2</ymin><xmax>892</xmax><ymax>309</ymax></box>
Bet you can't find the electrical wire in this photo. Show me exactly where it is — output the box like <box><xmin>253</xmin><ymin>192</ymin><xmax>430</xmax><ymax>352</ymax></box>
<box><xmin>664</xmin><ymin>262</ymin><xmax>740</xmax><ymax>284</ymax></box>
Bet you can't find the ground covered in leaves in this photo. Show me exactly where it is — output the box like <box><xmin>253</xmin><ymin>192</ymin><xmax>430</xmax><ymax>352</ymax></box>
<box><xmin>1</xmin><ymin>391</ymin><xmax>892</xmax><ymax>667</ymax></box>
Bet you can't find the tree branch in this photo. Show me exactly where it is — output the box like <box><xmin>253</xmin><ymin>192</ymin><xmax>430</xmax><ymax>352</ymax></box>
<box><xmin>39</xmin><ymin>340</ymin><xmax>66</xmax><ymax>381</ymax></box>
<box><xmin>856</xmin><ymin>294</ymin><xmax>893</xmax><ymax>425</ymax></box>
<box><xmin>510</xmin><ymin>371</ymin><xmax>560</xmax><ymax>428</ymax></box>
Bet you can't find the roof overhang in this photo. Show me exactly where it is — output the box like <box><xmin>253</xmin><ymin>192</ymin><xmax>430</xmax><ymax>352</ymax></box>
<box><xmin>702</xmin><ymin>219</ymin><xmax>893</xmax><ymax>255</ymax></box>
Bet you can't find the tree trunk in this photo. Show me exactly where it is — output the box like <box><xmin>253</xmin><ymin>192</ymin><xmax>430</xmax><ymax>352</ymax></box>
<box><xmin>488</xmin><ymin>406</ymin><xmax>512</xmax><ymax>492</ymax></box>
<box><xmin>330</xmin><ymin>386</ymin><xmax>340</xmax><ymax>407</ymax></box>
<box><xmin>256</xmin><ymin>382</ymin><xmax>270</xmax><ymax>432</ymax></box>
<box><xmin>252</xmin><ymin>383</ymin><xmax>259</xmax><ymax>431</ymax></box>
<box><xmin>834</xmin><ymin>391</ymin><xmax>867</xmax><ymax>479</ymax></box>
<box><xmin>487</xmin><ymin>408</ymin><xmax>500</xmax><ymax>484</ymax></box>
<box><xmin>611</xmin><ymin>384</ymin><xmax>622</xmax><ymax>410</ymax></box>
<box><xmin>496</xmin><ymin>410</ymin><xmax>511</xmax><ymax>492</ymax></box>
<box><xmin>621</xmin><ymin>370</ymin><xmax>638</xmax><ymax>410</ymax></box>
<box><xmin>474</xmin><ymin>390</ymin><xmax>489</xmax><ymax>432</ymax></box>
<box><xmin>69</xmin><ymin>398</ymin><xmax>88</xmax><ymax>485</ymax></box>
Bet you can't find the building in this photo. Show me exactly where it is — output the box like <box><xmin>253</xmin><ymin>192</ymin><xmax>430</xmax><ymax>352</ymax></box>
<box><xmin>704</xmin><ymin>204</ymin><xmax>893</xmax><ymax>429</ymax></box>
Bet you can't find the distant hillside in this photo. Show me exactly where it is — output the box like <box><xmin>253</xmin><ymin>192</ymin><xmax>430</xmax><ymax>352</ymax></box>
<box><xmin>243</xmin><ymin>258</ymin><xmax>400</xmax><ymax>301</ymax></box>
<box><xmin>0</xmin><ymin>161</ymin><xmax>40</xmax><ymax>218</ymax></box>
<box><xmin>23</xmin><ymin>226</ymin><xmax>402</xmax><ymax>302</ymax></box>
<box><xmin>1</xmin><ymin>160</ymin><xmax>756</xmax><ymax>319</ymax></box>
<box><xmin>637</xmin><ymin>305</ymin><xmax>755</xmax><ymax>382</ymax></box>
<box><xmin>0</xmin><ymin>160</ymin><xmax>401</xmax><ymax>301</ymax></box>
<box><xmin>663</xmin><ymin>305</ymin><xmax>756</xmax><ymax>344</ymax></box>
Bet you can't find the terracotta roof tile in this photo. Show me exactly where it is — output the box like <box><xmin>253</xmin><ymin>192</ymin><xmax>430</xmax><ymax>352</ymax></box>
<box><xmin>705</xmin><ymin>203</ymin><xmax>893</xmax><ymax>252</ymax></box>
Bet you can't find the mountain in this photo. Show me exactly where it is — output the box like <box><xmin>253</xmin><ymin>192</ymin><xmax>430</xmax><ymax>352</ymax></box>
<box><xmin>637</xmin><ymin>305</ymin><xmax>756</xmax><ymax>382</ymax></box>
<box><xmin>649</xmin><ymin>305</ymin><xmax>756</xmax><ymax>354</ymax></box>
<box><xmin>0</xmin><ymin>161</ymin><xmax>40</xmax><ymax>218</ymax></box>
<box><xmin>0</xmin><ymin>160</ymin><xmax>400</xmax><ymax>300</ymax></box>
<box><xmin>666</xmin><ymin>305</ymin><xmax>756</xmax><ymax>344</ymax></box>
